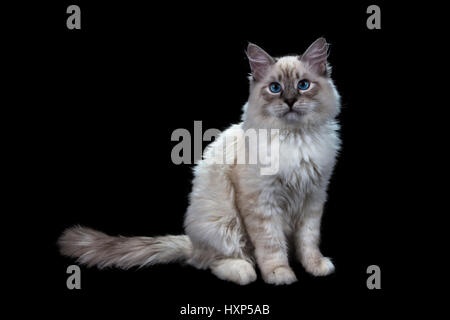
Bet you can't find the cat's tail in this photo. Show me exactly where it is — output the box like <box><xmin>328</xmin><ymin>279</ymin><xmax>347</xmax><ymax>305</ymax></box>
<box><xmin>58</xmin><ymin>226</ymin><xmax>192</xmax><ymax>269</ymax></box>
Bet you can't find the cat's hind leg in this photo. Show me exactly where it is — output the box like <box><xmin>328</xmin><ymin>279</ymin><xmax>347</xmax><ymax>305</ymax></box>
<box><xmin>210</xmin><ymin>258</ymin><xmax>257</xmax><ymax>285</ymax></box>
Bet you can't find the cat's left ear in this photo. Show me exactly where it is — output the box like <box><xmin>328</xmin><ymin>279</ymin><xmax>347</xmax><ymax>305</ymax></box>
<box><xmin>301</xmin><ymin>37</ymin><xmax>329</xmax><ymax>76</ymax></box>
<box><xmin>246</xmin><ymin>43</ymin><xmax>275</xmax><ymax>81</ymax></box>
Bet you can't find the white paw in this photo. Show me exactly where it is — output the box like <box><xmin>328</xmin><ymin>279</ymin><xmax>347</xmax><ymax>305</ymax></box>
<box><xmin>233</xmin><ymin>262</ymin><xmax>257</xmax><ymax>285</ymax></box>
<box><xmin>212</xmin><ymin>259</ymin><xmax>257</xmax><ymax>285</ymax></box>
<box><xmin>304</xmin><ymin>257</ymin><xmax>335</xmax><ymax>276</ymax></box>
<box><xmin>264</xmin><ymin>266</ymin><xmax>298</xmax><ymax>285</ymax></box>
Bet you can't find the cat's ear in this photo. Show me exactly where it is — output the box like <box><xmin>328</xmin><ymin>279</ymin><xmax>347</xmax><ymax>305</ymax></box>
<box><xmin>301</xmin><ymin>37</ymin><xmax>329</xmax><ymax>76</ymax></box>
<box><xmin>246</xmin><ymin>43</ymin><xmax>275</xmax><ymax>81</ymax></box>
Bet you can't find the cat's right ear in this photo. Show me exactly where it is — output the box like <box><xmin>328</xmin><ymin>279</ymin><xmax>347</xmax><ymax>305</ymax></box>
<box><xmin>246</xmin><ymin>43</ymin><xmax>275</xmax><ymax>81</ymax></box>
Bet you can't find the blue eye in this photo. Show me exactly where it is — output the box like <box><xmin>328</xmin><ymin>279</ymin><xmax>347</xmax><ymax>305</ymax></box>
<box><xmin>298</xmin><ymin>79</ymin><xmax>310</xmax><ymax>90</ymax></box>
<box><xmin>269</xmin><ymin>82</ymin><xmax>282</xmax><ymax>93</ymax></box>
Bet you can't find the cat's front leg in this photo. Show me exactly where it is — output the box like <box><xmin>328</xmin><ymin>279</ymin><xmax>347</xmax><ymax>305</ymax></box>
<box><xmin>243</xmin><ymin>207</ymin><xmax>297</xmax><ymax>285</ymax></box>
<box><xmin>296</xmin><ymin>201</ymin><xmax>335</xmax><ymax>276</ymax></box>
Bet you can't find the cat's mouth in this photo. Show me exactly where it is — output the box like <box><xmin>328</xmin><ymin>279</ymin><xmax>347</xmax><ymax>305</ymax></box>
<box><xmin>282</xmin><ymin>109</ymin><xmax>306</xmax><ymax>118</ymax></box>
<box><xmin>281</xmin><ymin>111</ymin><xmax>301</xmax><ymax>122</ymax></box>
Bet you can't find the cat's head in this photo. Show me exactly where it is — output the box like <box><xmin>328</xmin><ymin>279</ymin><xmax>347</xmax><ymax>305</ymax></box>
<box><xmin>243</xmin><ymin>38</ymin><xmax>340</xmax><ymax>130</ymax></box>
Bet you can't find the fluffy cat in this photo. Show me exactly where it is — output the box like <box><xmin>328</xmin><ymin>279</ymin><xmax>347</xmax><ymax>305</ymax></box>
<box><xmin>59</xmin><ymin>37</ymin><xmax>341</xmax><ymax>285</ymax></box>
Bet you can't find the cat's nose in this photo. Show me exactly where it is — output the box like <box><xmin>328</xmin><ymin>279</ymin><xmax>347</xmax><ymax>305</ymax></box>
<box><xmin>284</xmin><ymin>98</ymin><xmax>296</xmax><ymax>108</ymax></box>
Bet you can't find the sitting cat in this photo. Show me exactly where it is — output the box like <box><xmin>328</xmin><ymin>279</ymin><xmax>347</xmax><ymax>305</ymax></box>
<box><xmin>59</xmin><ymin>37</ymin><xmax>341</xmax><ymax>285</ymax></box>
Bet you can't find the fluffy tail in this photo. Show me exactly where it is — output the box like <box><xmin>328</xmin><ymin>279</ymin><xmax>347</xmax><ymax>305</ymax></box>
<box><xmin>58</xmin><ymin>226</ymin><xmax>192</xmax><ymax>269</ymax></box>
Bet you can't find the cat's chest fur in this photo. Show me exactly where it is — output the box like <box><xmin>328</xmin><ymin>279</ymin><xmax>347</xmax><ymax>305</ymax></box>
<box><xmin>278</xmin><ymin>132</ymin><xmax>324</xmax><ymax>187</ymax></box>
<box><xmin>261</xmin><ymin>125</ymin><xmax>339</xmax><ymax>215</ymax></box>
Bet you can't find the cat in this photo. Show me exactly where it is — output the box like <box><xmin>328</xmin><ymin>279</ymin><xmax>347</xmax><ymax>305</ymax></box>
<box><xmin>58</xmin><ymin>37</ymin><xmax>341</xmax><ymax>285</ymax></box>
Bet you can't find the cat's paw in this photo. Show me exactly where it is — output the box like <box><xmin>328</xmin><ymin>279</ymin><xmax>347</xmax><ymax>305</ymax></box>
<box><xmin>211</xmin><ymin>259</ymin><xmax>257</xmax><ymax>285</ymax></box>
<box><xmin>303</xmin><ymin>256</ymin><xmax>335</xmax><ymax>276</ymax></box>
<box><xmin>232</xmin><ymin>261</ymin><xmax>257</xmax><ymax>285</ymax></box>
<box><xmin>264</xmin><ymin>266</ymin><xmax>298</xmax><ymax>285</ymax></box>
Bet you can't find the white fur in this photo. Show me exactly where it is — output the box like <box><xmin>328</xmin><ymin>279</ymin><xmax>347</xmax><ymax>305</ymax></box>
<box><xmin>59</xmin><ymin>41</ymin><xmax>341</xmax><ymax>286</ymax></box>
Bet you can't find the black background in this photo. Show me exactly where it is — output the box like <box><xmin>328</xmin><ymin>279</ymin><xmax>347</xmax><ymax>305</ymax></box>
<box><xmin>20</xmin><ymin>0</ymin><xmax>422</xmax><ymax>318</ymax></box>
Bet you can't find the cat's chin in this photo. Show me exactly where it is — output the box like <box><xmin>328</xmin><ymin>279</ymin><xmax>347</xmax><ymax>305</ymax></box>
<box><xmin>283</xmin><ymin>110</ymin><xmax>303</xmax><ymax>121</ymax></box>
<box><xmin>279</xmin><ymin>110</ymin><xmax>307</xmax><ymax>126</ymax></box>
<box><xmin>272</xmin><ymin>111</ymin><xmax>321</xmax><ymax>130</ymax></box>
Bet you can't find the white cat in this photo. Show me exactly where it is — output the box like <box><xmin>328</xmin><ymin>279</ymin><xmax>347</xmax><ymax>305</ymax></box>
<box><xmin>59</xmin><ymin>38</ymin><xmax>341</xmax><ymax>285</ymax></box>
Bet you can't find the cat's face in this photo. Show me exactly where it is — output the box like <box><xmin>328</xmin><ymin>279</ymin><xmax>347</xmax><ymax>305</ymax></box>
<box><xmin>245</xmin><ymin>38</ymin><xmax>340</xmax><ymax>129</ymax></box>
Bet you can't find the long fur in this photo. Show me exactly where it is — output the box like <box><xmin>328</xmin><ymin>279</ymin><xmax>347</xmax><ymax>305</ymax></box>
<box><xmin>58</xmin><ymin>226</ymin><xmax>192</xmax><ymax>269</ymax></box>
<box><xmin>58</xmin><ymin>38</ymin><xmax>341</xmax><ymax>285</ymax></box>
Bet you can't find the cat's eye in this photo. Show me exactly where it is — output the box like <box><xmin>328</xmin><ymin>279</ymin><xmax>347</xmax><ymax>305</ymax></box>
<box><xmin>297</xmin><ymin>79</ymin><xmax>310</xmax><ymax>91</ymax></box>
<box><xmin>269</xmin><ymin>82</ymin><xmax>282</xmax><ymax>93</ymax></box>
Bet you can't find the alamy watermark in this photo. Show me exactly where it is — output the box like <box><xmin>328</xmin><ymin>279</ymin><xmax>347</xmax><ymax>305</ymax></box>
<box><xmin>366</xmin><ymin>265</ymin><xmax>381</xmax><ymax>289</ymax></box>
<box><xmin>366</xmin><ymin>5</ymin><xmax>381</xmax><ymax>30</ymax></box>
<box><xmin>171</xmin><ymin>121</ymin><xmax>280</xmax><ymax>175</ymax></box>
<box><xmin>67</xmin><ymin>4</ymin><xmax>380</xmax><ymax>31</ymax></box>
<box><xmin>66</xmin><ymin>264</ymin><xmax>81</xmax><ymax>289</ymax></box>
<box><xmin>66</xmin><ymin>5</ymin><xmax>81</xmax><ymax>30</ymax></box>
